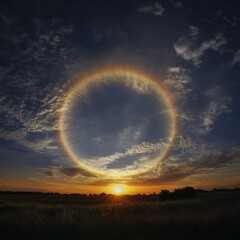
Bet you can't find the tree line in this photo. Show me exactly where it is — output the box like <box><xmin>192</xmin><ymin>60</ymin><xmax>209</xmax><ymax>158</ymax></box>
<box><xmin>0</xmin><ymin>187</ymin><xmax>239</xmax><ymax>201</ymax></box>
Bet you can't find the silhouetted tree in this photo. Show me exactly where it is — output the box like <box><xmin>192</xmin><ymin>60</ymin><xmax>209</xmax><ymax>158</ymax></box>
<box><xmin>159</xmin><ymin>189</ymin><xmax>171</xmax><ymax>201</ymax></box>
<box><xmin>158</xmin><ymin>187</ymin><xmax>197</xmax><ymax>201</ymax></box>
<box><xmin>99</xmin><ymin>193</ymin><xmax>107</xmax><ymax>197</ymax></box>
<box><xmin>172</xmin><ymin>187</ymin><xmax>196</xmax><ymax>199</ymax></box>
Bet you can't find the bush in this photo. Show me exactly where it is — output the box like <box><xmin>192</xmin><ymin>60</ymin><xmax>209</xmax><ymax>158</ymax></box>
<box><xmin>159</xmin><ymin>187</ymin><xmax>196</xmax><ymax>201</ymax></box>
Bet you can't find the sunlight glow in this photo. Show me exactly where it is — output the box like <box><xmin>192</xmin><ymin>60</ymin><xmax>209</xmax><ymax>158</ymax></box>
<box><xmin>114</xmin><ymin>187</ymin><xmax>123</xmax><ymax>195</ymax></box>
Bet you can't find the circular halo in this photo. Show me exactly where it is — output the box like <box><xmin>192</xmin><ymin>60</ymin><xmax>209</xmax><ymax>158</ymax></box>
<box><xmin>58</xmin><ymin>68</ymin><xmax>177</xmax><ymax>178</ymax></box>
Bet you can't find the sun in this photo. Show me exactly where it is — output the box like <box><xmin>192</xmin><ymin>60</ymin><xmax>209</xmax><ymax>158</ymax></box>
<box><xmin>114</xmin><ymin>187</ymin><xmax>123</xmax><ymax>195</ymax></box>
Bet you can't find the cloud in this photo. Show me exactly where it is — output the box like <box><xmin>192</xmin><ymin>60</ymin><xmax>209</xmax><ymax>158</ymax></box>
<box><xmin>0</xmin><ymin>129</ymin><xmax>59</xmax><ymax>152</ymax></box>
<box><xmin>92</xmin><ymin>24</ymin><xmax>128</xmax><ymax>43</ymax></box>
<box><xmin>81</xmin><ymin>140</ymin><xmax>168</xmax><ymax>170</ymax></box>
<box><xmin>129</xmin><ymin>141</ymin><xmax>240</xmax><ymax>186</ymax></box>
<box><xmin>189</xmin><ymin>26</ymin><xmax>199</xmax><ymax>37</ymax></box>
<box><xmin>0</xmin><ymin>17</ymin><xmax>74</xmax><ymax>152</ymax></box>
<box><xmin>205</xmin><ymin>6</ymin><xmax>240</xmax><ymax>29</ymax></box>
<box><xmin>174</xmin><ymin>139</ymin><xmax>239</xmax><ymax>173</ymax></box>
<box><xmin>229</xmin><ymin>49</ymin><xmax>240</xmax><ymax>66</ymax></box>
<box><xmin>41</xmin><ymin>136</ymin><xmax>240</xmax><ymax>187</ymax></box>
<box><xmin>163</xmin><ymin>65</ymin><xmax>231</xmax><ymax>135</ymax></box>
<box><xmin>138</xmin><ymin>2</ymin><xmax>165</xmax><ymax>16</ymax></box>
<box><xmin>163</xmin><ymin>66</ymin><xmax>192</xmax><ymax>103</ymax></box>
<box><xmin>44</xmin><ymin>170</ymin><xmax>54</xmax><ymax>177</ymax></box>
<box><xmin>174</xmin><ymin>34</ymin><xmax>227</xmax><ymax>66</ymax></box>
<box><xmin>182</xmin><ymin>88</ymin><xmax>231</xmax><ymax>135</ymax></box>
<box><xmin>44</xmin><ymin>166</ymin><xmax>97</xmax><ymax>178</ymax></box>
<box><xmin>199</xmin><ymin>86</ymin><xmax>232</xmax><ymax>133</ymax></box>
<box><xmin>89</xmin><ymin>145</ymin><xmax>240</xmax><ymax>187</ymax></box>
<box><xmin>43</xmin><ymin>140</ymin><xmax>169</xmax><ymax>178</ymax></box>
<box><xmin>189</xmin><ymin>149</ymin><xmax>240</xmax><ymax>169</ymax></box>
<box><xmin>167</xmin><ymin>67</ymin><xmax>181</xmax><ymax>73</ymax></box>
<box><xmin>173</xmin><ymin>2</ymin><xmax>182</xmax><ymax>8</ymax></box>
<box><xmin>59</xmin><ymin>167</ymin><xmax>96</xmax><ymax>177</ymax></box>
<box><xmin>129</xmin><ymin>167</ymin><xmax>193</xmax><ymax>186</ymax></box>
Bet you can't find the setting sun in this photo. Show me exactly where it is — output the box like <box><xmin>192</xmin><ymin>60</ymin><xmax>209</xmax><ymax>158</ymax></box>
<box><xmin>114</xmin><ymin>187</ymin><xmax>123</xmax><ymax>195</ymax></box>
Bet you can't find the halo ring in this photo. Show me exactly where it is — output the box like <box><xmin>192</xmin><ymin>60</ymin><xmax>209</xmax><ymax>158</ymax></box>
<box><xmin>58</xmin><ymin>68</ymin><xmax>177</xmax><ymax>178</ymax></box>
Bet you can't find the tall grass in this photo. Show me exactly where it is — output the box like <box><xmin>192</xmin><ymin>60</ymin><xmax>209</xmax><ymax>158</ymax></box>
<box><xmin>0</xmin><ymin>193</ymin><xmax>240</xmax><ymax>239</ymax></box>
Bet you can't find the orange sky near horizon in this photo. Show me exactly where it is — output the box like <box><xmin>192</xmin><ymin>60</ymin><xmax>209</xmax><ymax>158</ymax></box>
<box><xmin>1</xmin><ymin>171</ymin><xmax>239</xmax><ymax>195</ymax></box>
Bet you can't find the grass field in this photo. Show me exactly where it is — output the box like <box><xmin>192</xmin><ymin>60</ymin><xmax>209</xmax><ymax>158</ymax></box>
<box><xmin>0</xmin><ymin>191</ymin><xmax>240</xmax><ymax>240</ymax></box>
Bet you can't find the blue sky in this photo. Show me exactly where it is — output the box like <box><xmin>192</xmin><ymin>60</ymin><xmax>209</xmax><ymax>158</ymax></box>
<box><xmin>0</xmin><ymin>0</ymin><xmax>239</xmax><ymax>193</ymax></box>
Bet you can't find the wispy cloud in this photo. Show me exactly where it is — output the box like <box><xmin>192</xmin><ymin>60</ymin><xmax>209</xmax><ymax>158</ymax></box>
<box><xmin>186</xmin><ymin>88</ymin><xmax>231</xmax><ymax>136</ymax></box>
<box><xmin>82</xmin><ymin>140</ymin><xmax>168</xmax><ymax>170</ymax></box>
<box><xmin>86</xmin><ymin>146</ymin><xmax>240</xmax><ymax>187</ymax></box>
<box><xmin>0</xmin><ymin>17</ymin><xmax>74</xmax><ymax>152</ymax></box>
<box><xmin>129</xmin><ymin>139</ymin><xmax>240</xmax><ymax>186</ymax></box>
<box><xmin>43</xmin><ymin>165</ymin><xmax>97</xmax><ymax>181</ymax></box>
<box><xmin>189</xmin><ymin>26</ymin><xmax>199</xmax><ymax>37</ymax></box>
<box><xmin>199</xmin><ymin>86</ymin><xmax>232</xmax><ymax>133</ymax></box>
<box><xmin>163</xmin><ymin>66</ymin><xmax>231</xmax><ymax>135</ymax></box>
<box><xmin>92</xmin><ymin>24</ymin><xmax>128</xmax><ymax>43</ymax></box>
<box><xmin>174</xmin><ymin>33</ymin><xmax>227</xmax><ymax>66</ymax></box>
<box><xmin>58</xmin><ymin>167</ymin><xmax>97</xmax><ymax>177</ymax></box>
<box><xmin>44</xmin><ymin>170</ymin><xmax>54</xmax><ymax>177</ymax></box>
<box><xmin>43</xmin><ymin>140</ymin><xmax>168</xmax><ymax>178</ymax></box>
<box><xmin>138</xmin><ymin>2</ymin><xmax>165</xmax><ymax>16</ymax></box>
<box><xmin>163</xmin><ymin>66</ymin><xmax>192</xmax><ymax>103</ymax></box>
<box><xmin>41</xmin><ymin>136</ymin><xmax>240</xmax><ymax>187</ymax></box>
<box><xmin>229</xmin><ymin>49</ymin><xmax>240</xmax><ymax>66</ymax></box>
<box><xmin>173</xmin><ymin>1</ymin><xmax>182</xmax><ymax>8</ymax></box>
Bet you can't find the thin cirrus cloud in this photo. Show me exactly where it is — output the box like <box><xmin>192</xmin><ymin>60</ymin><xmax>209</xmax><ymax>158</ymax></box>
<box><xmin>137</xmin><ymin>2</ymin><xmax>165</xmax><ymax>16</ymax></box>
<box><xmin>199</xmin><ymin>87</ymin><xmax>232</xmax><ymax>133</ymax></box>
<box><xmin>229</xmin><ymin>49</ymin><xmax>240</xmax><ymax>67</ymax></box>
<box><xmin>174</xmin><ymin>33</ymin><xmax>227</xmax><ymax>66</ymax></box>
<box><xmin>163</xmin><ymin>66</ymin><xmax>192</xmax><ymax>103</ymax></box>
<box><xmin>162</xmin><ymin>66</ymin><xmax>232</xmax><ymax>135</ymax></box>
<box><xmin>0</xmin><ymin>17</ymin><xmax>74</xmax><ymax>152</ymax></box>
<box><xmin>44</xmin><ymin>140</ymin><xmax>169</xmax><ymax>178</ymax></box>
<box><xmin>81</xmin><ymin>140</ymin><xmax>168</xmax><ymax>170</ymax></box>
<box><xmin>78</xmin><ymin>146</ymin><xmax>240</xmax><ymax>187</ymax></box>
<box><xmin>47</xmin><ymin>136</ymin><xmax>240</xmax><ymax>186</ymax></box>
<box><xmin>189</xmin><ymin>26</ymin><xmax>199</xmax><ymax>37</ymax></box>
<box><xmin>126</xmin><ymin>139</ymin><xmax>240</xmax><ymax>186</ymax></box>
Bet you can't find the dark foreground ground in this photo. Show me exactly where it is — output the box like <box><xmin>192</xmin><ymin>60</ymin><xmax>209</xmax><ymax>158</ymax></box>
<box><xmin>0</xmin><ymin>191</ymin><xmax>240</xmax><ymax>240</ymax></box>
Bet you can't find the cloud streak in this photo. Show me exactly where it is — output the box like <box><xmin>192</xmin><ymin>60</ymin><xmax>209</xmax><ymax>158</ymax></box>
<box><xmin>199</xmin><ymin>87</ymin><xmax>232</xmax><ymax>133</ymax></box>
<box><xmin>44</xmin><ymin>166</ymin><xmax>97</xmax><ymax>178</ymax></box>
<box><xmin>128</xmin><ymin>144</ymin><xmax>240</xmax><ymax>186</ymax></box>
<box><xmin>0</xmin><ymin>17</ymin><xmax>74</xmax><ymax>152</ymax></box>
<box><xmin>163</xmin><ymin>66</ymin><xmax>231</xmax><ymax>135</ymax></box>
<box><xmin>138</xmin><ymin>2</ymin><xmax>165</xmax><ymax>16</ymax></box>
<box><xmin>79</xmin><ymin>140</ymin><xmax>169</xmax><ymax>173</ymax></box>
<box><xmin>229</xmin><ymin>49</ymin><xmax>240</xmax><ymax>66</ymax></box>
<box><xmin>174</xmin><ymin>34</ymin><xmax>227</xmax><ymax>66</ymax></box>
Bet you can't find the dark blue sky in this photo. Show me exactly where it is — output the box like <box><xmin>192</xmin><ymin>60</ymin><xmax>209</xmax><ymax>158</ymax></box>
<box><xmin>0</xmin><ymin>0</ymin><xmax>239</xmax><ymax>192</ymax></box>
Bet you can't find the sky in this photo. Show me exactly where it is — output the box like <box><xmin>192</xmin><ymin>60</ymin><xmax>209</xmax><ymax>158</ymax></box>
<box><xmin>0</xmin><ymin>0</ymin><xmax>240</xmax><ymax>194</ymax></box>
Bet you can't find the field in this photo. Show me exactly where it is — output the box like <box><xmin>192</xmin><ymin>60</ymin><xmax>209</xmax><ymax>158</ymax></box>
<box><xmin>0</xmin><ymin>191</ymin><xmax>240</xmax><ymax>240</ymax></box>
